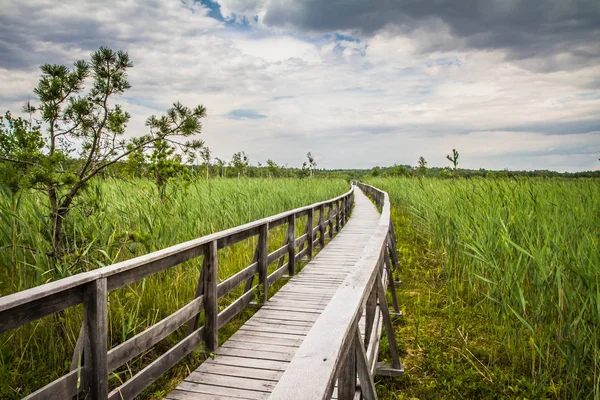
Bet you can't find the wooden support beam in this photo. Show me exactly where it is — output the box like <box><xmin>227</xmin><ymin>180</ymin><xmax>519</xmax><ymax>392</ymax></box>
<box><xmin>287</xmin><ymin>215</ymin><xmax>296</xmax><ymax>276</ymax></box>
<box><xmin>338</xmin><ymin>327</ymin><xmax>357</xmax><ymax>400</ymax></box>
<box><xmin>84</xmin><ymin>278</ymin><xmax>108</xmax><ymax>399</ymax></box>
<box><xmin>355</xmin><ymin>328</ymin><xmax>378</xmax><ymax>400</ymax></box>
<box><xmin>364</xmin><ymin>283</ymin><xmax>377</xmax><ymax>348</ymax></box>
<box><xmin>376</xmin><ymin>270</ymin><xmax>402</xmax><ymax>371</ymax></box>
<box><xmin>258</xmin><ymin>223</ymin><xmax>269</xmax><ymax>303</ymax></box>
<box><xmin>187</xmin><ymin>253</ymin><xmax>207</xmax><ymax>335</ymax></box>
<box><xmin>307</xmin><ymin>208</ymin><xmax>314</xmax><ymax>260</ymax></box>
<box><xmin>319</xmin><ymin>204</ymin><xmax>325</xmax><ymax>249</ymax></box>
<box><xmin>384</xmin><ymin>251</ymin><xmax>400</xmax><ymax>315</ymax></box>
<box><xmin>203</xmin><ymin>240</ymin><xmax>218</xmax><ymax>352</ymax></box>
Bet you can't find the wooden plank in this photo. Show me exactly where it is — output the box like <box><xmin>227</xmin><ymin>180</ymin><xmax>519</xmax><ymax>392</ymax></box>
<box><xmin>258</xmin><ymin>223</ymin><xmax>269</xmax><ymax>303</ymax></box>
<box><xmin>215</xmin><ymin>347</ymin><xmax>294</xmax><ymax>362</ymax></box>
<box><xmin>204</xmin><ymin>240</ymin><xmax>218</xmax><ymax>352</ymax></box>
<box><xmin>186</xmin><ymin>371</ymin><xmax>276</xmax><ymax>392</ymax></box>
<box><xmin>287</xmin><ymin>214</ymin><xmax>296</xmax><ymax>276</ymax></box>
<box><xmin>319</xmin><ymin>204</ymin><xmax>326</xmax><ymax>248</ymax></box>
<box><xmin>187</xmin><ymin>253</ymin><xmax>206</xmax><ymax>335</ymax></box>
<box><xmin>267</xmin><ymin>244</ymin><xmax>288</xmax><ymax>265</ymax></box>
<box><xmin>22</xmin><ymin>370</ymin><xmax>80</xmax><ymax>400</ymax></box>
<box><xmin>0</xmin><ymin>285</ymin><xmax>84</xmax><ymax>334</ymax></box>
<box><xmin>166</xmin><ymin>389</ymin><xmax>244</xmax><ymax>400</ymax></box>
<box><xmin>338</xmin><ymin>329</ymin><xmax>356</xmax><ymax>400</ymax></box>
<box><xmin>217</xmin><ymin>262</ymin><xmax>257</xmax><ymax>299</ymax></box>
<box><xmin>217</xmin><ymin>289</ymin><xmax>254</xmax><ymax>328</ymax></box>
<box><xmin>108</xmin><ymin>294</ymin><xmax>203</xmax><ymax>371</ymax></box>
<box><xmin>267</xmin><ymin>263</ymin><xmax>289</xmax><ymax>285</ymax></box>
<box><xmin>206</xmin><ymin>354</ymin><xmax>290</xmax><ymax>371</ymax></box>
<box><xmin>196</xmin><ymin>363</ymin><xmax>282</xmax><ymax>381</ymax></box>
<box><xmin>108</xmin><ymin>327</ymin><xmax>204</xmax><ymax>400</ymax></box>
<box><xmin>307</xmin><ymin>208</ymin><xmax>314</xmax><ymax>260</ymax></box>
<box><xmin>227</xmin><ymin>334</ymin><xmax>303</xmax><ymax>347</ymax></box>
<box><xmin>354</xmin><ymin>328</ymin><xmax>377</xmax><ymax>400</ymax></box>
<box><xmin>216</xmin><ymin>226</ymin><xmax>259</xmax><ymax>249</ymax></box>
<box><xmin>238</xmin><ymin>325</ymin><xmax>309</xmax><ymax>336</ymax></box>
<box><xmin>84</xmin><ymin>278</ymin><xmax>108</xmax><ymax>399</ymax></box>
<box><xmin>221</xmin><ymin>340</ymin><xmax>303</xmax><ymax>354</ymax></box>
<box><xmin>177</xmin><ymin>381</ymin><xmax>269</xmax><ymax>399</ymax></box>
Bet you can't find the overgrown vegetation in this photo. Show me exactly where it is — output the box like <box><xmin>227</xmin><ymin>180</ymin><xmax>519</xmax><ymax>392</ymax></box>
<box><xmin>368</xmin><ymin>177</ymin><xmax>600</xmax><ymax>399</ymax></box>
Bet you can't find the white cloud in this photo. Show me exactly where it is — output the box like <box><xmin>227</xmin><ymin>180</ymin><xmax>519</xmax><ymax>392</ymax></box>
<box><xmin>0</xmin><ymin>0</ymin><xmax>598</xmax><ymax>172</ymax></box>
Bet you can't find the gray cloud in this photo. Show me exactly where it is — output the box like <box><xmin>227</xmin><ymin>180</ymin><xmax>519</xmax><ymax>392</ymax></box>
<box><xmin>259</xmin><ymin>0</ymin><xmax>600</xmax><ymax>71</ymax></box>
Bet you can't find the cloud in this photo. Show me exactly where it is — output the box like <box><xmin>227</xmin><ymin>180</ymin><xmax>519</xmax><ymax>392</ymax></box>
<box><xmin>224</xmin><ymin>109</ymin><xmax>268</xmax><ymax>120</ymax></box>
<box><xmin>239</xmin><ymin>0</ymin><xmax>600</xmax><ymax>72</ymax></box>
<box><xmin>0</xmin><ymin>0</ymin><xmax>598</xmax><ymax>173</ymax></box>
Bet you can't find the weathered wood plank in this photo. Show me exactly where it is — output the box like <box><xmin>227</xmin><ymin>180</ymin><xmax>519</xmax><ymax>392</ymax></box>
<box><xmin>204</xmin><ymin>240</ymin><xmax>218</xmax><ymax>352</ymax></box>
<box><xmin>186</xmin><ymin>371</ymin><xmax>277</xmax><ymax>392</ymax></box>
<box><xmin>287</xmin><ymin>214</ymin><xmax>296</xmax><ymax>276</ymax></box>
<box><xmin>217</xmin><ymin>262</ymin><xmax>257</xmax><ymax>299</ymax></box>
<box><xmin>205</xmin><ymin>354</ymin><xmax>290</xmax><ymax>371</ymax></box>
<box><xmin>267</xmin><ymin>244</ymin><xmax>288</xmax><ymax>265</ymax></box>
<box><xmin>177</xmin><ymin>381</ymin><xmax>270</xmax><ymax>399</ymax></box>
<box><xmin>22</xmin><ymin>370</ymin><xmax>80</xmax><ymax>400</ymax></box>
<box><xmin>258</xmin><ymin>223</ymin><xmax>269</xmax><ymax>303</ymax></box>
<box><xmin>196</xmin><ymin>363</ymin><xmax>283</xmax><ymax>381</ymax></box>
<box><xmin>215</xmin><ymin>347</ymin><xmax>294</xmax><ymax>362</ymax></box>
<box><xmin>108</xmin><ymin>294</ymin><xmax>203</xmax><ymax>372</ymax></box>
<box><xmin>217</xmin><ymin>289</ymin><xmax>254</xmax><ymax>328</ymax></box>
<box><xmin>108</xmin><ymin>327</ymin><xmax>204</xmax><ymax>400</ymax></box>
<box><xmin>84</xmin><ymin>278</ymin><xmax>108</xmax><ymax>399</ymax></box>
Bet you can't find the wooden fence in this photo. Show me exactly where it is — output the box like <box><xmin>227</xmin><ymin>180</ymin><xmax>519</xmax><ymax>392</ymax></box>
<box><xmin>269</xmin><ymin>182</ymin><xmax>403</xmax><ymax>400</ymax></box>
<box><xmin>0</xmin><ymin>187</ymin><xmax>355</xmax><ymax>400</ymax></box>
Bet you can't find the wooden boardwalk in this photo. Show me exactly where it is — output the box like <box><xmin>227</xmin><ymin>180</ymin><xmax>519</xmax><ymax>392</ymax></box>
<box><xmin>167</xmin><ymin>189</ymin><xmax>381</xmax><ymax>400</ymax></box>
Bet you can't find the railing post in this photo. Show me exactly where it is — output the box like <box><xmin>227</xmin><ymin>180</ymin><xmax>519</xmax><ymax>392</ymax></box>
<box><xmin>84</xmin><ymin>278</ymin><xmax>108</xmax><ymax>399</ymax></box>
<box><xmin>364</xmin><ymin>281</ymin><xmax>377</xmax><ymax>348</ymax></box>
<box><xmin>338</xmin><ymin>328</ymin><xmax>357</xmax><ymax>400</ymax></box>
<box><xmin>328</xmin><ymin>204</ymin><xmax>334</xmax><ymax>239</ymax></box>
<box><xmin>287</xmin><ymin>214</ymin><xmax>296</xmax><ymax>276</ymax></box>
<box><xmin>258</xmin><ymin>222</ymin><xmax>269</xmax><ymax>303</ymax></box>
<box><xmin>203</xmin><ymin>240</ymin><xmax>218</xmax><ymax>352</ymax></box>
<box><xmin>335</xmin><ymin>200</ymin><xmax>341</xmax><ymax>232</ymax></box>
<box><xmin>307</xmin><ymin>208</ymin><xmax>314</xmax><ymax>260</ymax></box>
<box><xmin>319</xmin><ymin>204</ymin><xmax>325</xmax><ymax>248</ymax></box>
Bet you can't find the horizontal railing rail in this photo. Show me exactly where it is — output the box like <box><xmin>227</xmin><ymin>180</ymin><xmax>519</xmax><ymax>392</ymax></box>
<box><xmin>270</xmin><ymin>182</ymin><xmax>403</xmax><ymax>400</ymax></box>
<box><xmin>0</xmin><ymin>186</ymin><xmax>355</xmax><ymax>400</ymax></box>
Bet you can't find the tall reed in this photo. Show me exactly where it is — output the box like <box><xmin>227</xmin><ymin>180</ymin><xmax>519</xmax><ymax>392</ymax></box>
<box><xmin>366</xmin><ymin>177</ymin><xmax>600</xmax><ymax>398</ymax></box>
<box><xmin>0</xmin><ymin>177</ymin><xmax>348</xmax><ymax>398</ymax></box>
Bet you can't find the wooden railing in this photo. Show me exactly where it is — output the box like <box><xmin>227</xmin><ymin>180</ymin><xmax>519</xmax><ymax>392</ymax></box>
<box><xmin>270</xmin><ymin>182</ymin><xmax>403</xmax><ymax>400</ymax></box>
<box><xmin>0</xmin><ymin>186</ymin><xmax>355</xmax><ymax>400</ymax></box>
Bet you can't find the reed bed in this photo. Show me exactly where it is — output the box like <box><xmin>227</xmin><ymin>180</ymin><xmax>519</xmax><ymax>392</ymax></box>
<box><xmin>366</xmin><ymin>177</ymin><xmax>600</xmax><ymax>398</ymax></box>
<box><xmin>0</xmin><ymin>177</ymin><xmax>348</xmax><ymax>399</ymax></box>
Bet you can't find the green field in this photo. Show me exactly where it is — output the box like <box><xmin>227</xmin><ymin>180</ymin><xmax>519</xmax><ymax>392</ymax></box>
<box><xmin>367</xmin><ymin>177</ymin><xmax>600</xmax><ymax>399</ymax></box>
<box><xmin>2</xmin><ymin>175</ymin><xmax>599</xmax><ymax>399</ymax></box>
<box><xmin>0</xmin><ymin>177</ymin><xmax>348</xmax><ymax>399</ymax></box>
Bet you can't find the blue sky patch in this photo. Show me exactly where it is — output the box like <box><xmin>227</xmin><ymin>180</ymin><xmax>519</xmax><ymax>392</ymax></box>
<box><xmin>335</xmin><ymin>33</ymin><xmax>360</xmax><ymax>43</ymax></box>
<box><xmin>225</xmin><ymin>109</ymin><xmax>268</xmax><ymax>120</ymax></box>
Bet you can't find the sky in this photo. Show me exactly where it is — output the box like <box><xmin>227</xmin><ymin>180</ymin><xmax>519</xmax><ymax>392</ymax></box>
<box><xmin>0</xmin><ymin>0</ymin><xmax>599</xmax><ymax>172</ymax></box>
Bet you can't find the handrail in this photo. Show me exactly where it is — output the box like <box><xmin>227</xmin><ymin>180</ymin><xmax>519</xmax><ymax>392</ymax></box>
<box><xmin>0</xmin><ymin>185</ymin><xmax>355</xmax><ymax>400</ymax></box>
<box><xmin>270</xmin><ymin>182</ymin><xmax>402</xmax><ymax>400</ymax></box>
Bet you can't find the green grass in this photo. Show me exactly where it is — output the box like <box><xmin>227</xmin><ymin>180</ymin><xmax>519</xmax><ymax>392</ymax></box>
<box><xmin>0</xmin><ymin>177</ymin><xmax>348</xmax><ymax>399</ymax></box>
<box><xmin>366</xmin><ymin>177</ymin><xmax>600</xmax><ymax>399</ymax></box>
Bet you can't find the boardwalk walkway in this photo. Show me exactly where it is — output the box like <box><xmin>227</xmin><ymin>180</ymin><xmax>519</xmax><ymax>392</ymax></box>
<box><xmin>167</xmin><ymin>188</ymin><xmax>380</xmax><ymax>400</ymax></box>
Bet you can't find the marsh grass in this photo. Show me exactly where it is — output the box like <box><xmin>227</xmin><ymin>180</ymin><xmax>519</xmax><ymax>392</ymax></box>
<box><xmin>0</xmin><ymin>177</ymin><xmax>348</xmax><ymax>399</ymax></box>
<box><xmin>367</xmin><ymin>177</ymin><xmax>600</xmax><ymax>399</ymax></box>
